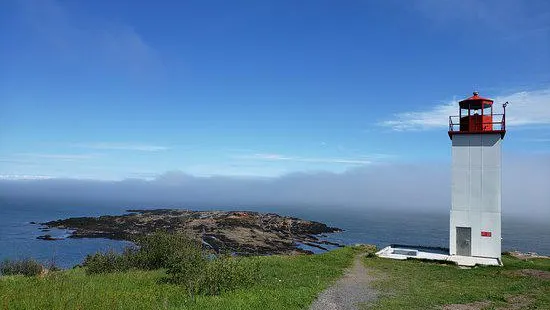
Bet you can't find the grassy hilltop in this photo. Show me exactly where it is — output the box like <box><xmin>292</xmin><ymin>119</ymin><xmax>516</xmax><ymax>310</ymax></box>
<box><xmin>363</xmin><ymin>253</ymin><xmax>550</xmax><ymax>309</ymax></box>
<box><xmin>1</xmin><ymin>242</ymin><xmax>549</xmax><ymax>309</ymax></box>
<box><xmin>0</xmin><ymin>241</ymin><xmax>360</xmax><ymax>310</ymax></box>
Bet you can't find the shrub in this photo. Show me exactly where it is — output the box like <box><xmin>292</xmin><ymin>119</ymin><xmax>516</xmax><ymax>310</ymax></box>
<box><xmin>82</xmin><ymin>231</ymin><xmax>260</xmax><ymax>296</ymax></box>
<box><xmin>196</xmin><ymin>256</ymin><xmax>260</xmax><ymax>295</ymax></box>
<box><xmin>167</xmin><ymin>254</ymin><xmax>260</xmax><ymax>296</ymax></box>
<box><xmin>165</xmin><ymin>245</ymin><xmax>208</xmax><ymax>295</ymax></box>
<box><xmin>134</xmin><ymin>232</ymin><xmax>202</xmax><ymax>270</ymax></box>
<box><xmin>83</xmin><ymin>250</ymin><xmax>129</xmax><ymax>275</ymax></box>
<box><xmin>83</xmin><ymin>232</ymin><xmax>202</xmax><ymax>274</ymax></box>
<box><xmin>0</xmin><ymin>259</ymin><xmax>43</xmax><ymax>276</ymax></box>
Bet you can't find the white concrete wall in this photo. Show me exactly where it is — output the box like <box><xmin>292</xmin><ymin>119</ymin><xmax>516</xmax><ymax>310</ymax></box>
<box><xmin>450</xmin><ymin>133</ymin><xmax>502</xmax><ymax>259</ymax></box>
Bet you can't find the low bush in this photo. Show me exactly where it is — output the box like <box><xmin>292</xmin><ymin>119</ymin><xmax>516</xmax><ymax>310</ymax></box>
<box><xmin>167</xmin><ymin>254</ymin><xmax>260</xmax><ymax>296</ymax></box>
<box><xmin>83</xmin><ymin>249</ymin><xmax>136</xmax><ymax>274</ymax></box>
<box><xmin>83</xmin><ymin>232</ymin><xmax>202</xmax><ymax>274</ymax></box>
<box><xmin>82</xmin><ymin>231</ymin><xmax>260</xmax><ymax>295</ymax></box>
<box><xmin>0</xmin><ymin>259</ymin><xmax>43</xmax><ymax>276</ymax></box>
<box><xmin>134</xmin><ymin>232</ymin><xmax>202</xmax><ymax>270</ymax></box>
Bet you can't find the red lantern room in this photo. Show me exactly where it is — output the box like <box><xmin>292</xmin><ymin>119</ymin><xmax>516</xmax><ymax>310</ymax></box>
<box><xmin>448</xmin><ymin>92</ymin><xmax>507</xmax><ymax>139</ymax></box>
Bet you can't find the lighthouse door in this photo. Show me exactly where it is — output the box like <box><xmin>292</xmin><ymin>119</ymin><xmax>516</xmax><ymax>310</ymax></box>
<box><xmin>456</xmin><ymin>227</ymin><xmax>471</xmax><ymax>256</ymax></box>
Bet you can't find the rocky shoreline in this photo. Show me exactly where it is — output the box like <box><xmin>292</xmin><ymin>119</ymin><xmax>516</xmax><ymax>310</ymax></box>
<box><xmin>39</xmin><ymin>209</ymin><xmax>343</xmax><ymax>255</ymax></box>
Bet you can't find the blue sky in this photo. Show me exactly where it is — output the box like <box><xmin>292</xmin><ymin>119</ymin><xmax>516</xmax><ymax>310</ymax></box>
<box><xmin>1</xmin><ymin>0</ymin><xmax>550</xmax><ymax>180</ymax></box>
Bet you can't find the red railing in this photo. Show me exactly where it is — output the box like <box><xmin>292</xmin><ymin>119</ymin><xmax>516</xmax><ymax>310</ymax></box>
<box><xmin>448</xmin><ymin>113</ymin><xmax>506</xmax><ymax>132</ymax></box>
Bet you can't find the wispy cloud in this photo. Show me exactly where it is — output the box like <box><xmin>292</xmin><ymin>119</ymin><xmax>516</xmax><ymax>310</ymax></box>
<box><xmin>17</xmin><ymin>153</ymin><xmax>98</xmax><ymax>161</ymax></box>
<box><xmin>0</xmin><ymin>174</ymin><xmax>54</xmax><ymax>180</ymax></box>
<box><xmin>240</xmin><ymin>153</ymin><xmax>372</xmax><ymax>165</ymax></box>
<box><xmin>16</xmin><ymin>0</ymin><xmax>161</xmax><ymax>75</ymax></box>
<box><xmin>381</xmin><ymin>88</ymin><xmax>550</xmax><ymax>131</ymax></box>
<box><xmin>73</xmin><ymin>142</ymin><xmax>169</xmax><ymax>152</ymax></box>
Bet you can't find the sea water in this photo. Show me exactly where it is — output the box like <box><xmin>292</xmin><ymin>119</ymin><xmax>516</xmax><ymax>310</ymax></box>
<box><xmin>0</xmin><ymin>196</ymin><xmax>548</xmax><ymax>268</ymax></box>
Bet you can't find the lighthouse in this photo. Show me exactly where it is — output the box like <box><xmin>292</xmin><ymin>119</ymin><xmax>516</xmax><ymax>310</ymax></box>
<box><xmin>448</xmin><ymin>92</ymin><xmax>506</xmax><ymax>263</ymax></box>
<box><xmin>376</xmin><ymin>91</ymin><xmax>506</xmax><ymax>266</ymax></box>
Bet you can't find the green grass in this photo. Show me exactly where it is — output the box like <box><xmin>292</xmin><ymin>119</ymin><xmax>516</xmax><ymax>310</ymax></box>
<box><xmin>0</xmin><ymin>246</ymin><xmax>360</xmax><ymax>310</ymax></box>
<box><xmin>5</xmin><ymin>246</ymin><xmax>547</xmax><ymax>309</ymax></box>
<box><xmin>362</xmin><ymin>254</ymin><xmax>550</xmax><ymax>310</ymax></box>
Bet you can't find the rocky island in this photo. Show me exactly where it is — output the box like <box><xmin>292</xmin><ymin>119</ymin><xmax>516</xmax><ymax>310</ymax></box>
<box><xmin>40</xmin><ymin>209</ymin><xmax>343</xmax><ymax>255</ymax></box>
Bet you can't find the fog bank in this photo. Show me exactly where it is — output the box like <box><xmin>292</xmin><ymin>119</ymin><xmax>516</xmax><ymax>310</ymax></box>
<box><xmin>1</xmin><ymin>154</ymin><xmax>548</xmax><ymax>219</ymax></box>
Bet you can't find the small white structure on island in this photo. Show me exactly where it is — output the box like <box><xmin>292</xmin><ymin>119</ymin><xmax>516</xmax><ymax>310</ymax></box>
<box><xmin>377</xmin><ymin>92</ymin><xmax>507</xmax><ymax>267</ymax></box>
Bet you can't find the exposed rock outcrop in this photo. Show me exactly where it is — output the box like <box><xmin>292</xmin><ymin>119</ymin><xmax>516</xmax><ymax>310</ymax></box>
<box><xmin>41</xmin><ymin>209</ymin><xmax>343</xmax><ymax>255</ymax></box>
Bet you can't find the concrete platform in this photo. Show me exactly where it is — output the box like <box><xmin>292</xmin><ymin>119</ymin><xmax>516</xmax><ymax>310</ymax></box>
<box><xmin>447</xmin><ymin>255</ymin><xmax>502</xmax><ymax>267</ymax></box>
<box><xmin>376</xmin><ymin>245</ymin><xmax>502</xmax><ymax>267</ymax></box>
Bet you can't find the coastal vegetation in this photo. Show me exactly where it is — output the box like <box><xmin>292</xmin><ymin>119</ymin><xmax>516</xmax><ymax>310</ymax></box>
<box><xmin>2</xmin><ymin>232</ymin><xmax>549</xmax><ymax>309</ymax></box>
<box><xmin>83</xmin><ymin>232</ymin><xmax>203</xmax><ymax>274</ymax></box>
<box><xmin>83</xmin><ymin>232</ymin><xmax>259</xmax><ymax>296</ymax></box>
<box><xmin>0</xmin><ymin>259</ymin><xmax>45</xmax><ymax>277</ymax></box>
<box><xmin>0</xmin><ymin>244</ymin><xmax>361</xmax><ymax>310</ymax></box>
<box><xmin>363</xmin><ymin>253</ymin><xmax>550</xmax><ymax>309</ymax></box>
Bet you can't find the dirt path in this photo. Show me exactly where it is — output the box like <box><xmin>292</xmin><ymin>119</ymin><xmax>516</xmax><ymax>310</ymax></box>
<box><xmin>309</xmin><ymin>254</ymin><xmax>378</xmax><ymax>310</ymax></box>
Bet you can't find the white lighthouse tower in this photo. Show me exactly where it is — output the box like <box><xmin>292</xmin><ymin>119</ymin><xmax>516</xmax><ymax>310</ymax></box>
<box><xmin>448</xmin><ymin>92</ymin><xmax>507</xmax><ymax>265</ymax></box>
<box><xmin>376</xmin><ymin>91</ymin><xmax>507</xmax><ymax>266</ymax></box>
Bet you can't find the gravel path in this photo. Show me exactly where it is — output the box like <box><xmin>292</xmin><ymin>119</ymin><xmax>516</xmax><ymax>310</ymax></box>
<box><xmin>309</xmin><ymin>254</ymin><xmax>378</xmax><ymax>310</ymax></box>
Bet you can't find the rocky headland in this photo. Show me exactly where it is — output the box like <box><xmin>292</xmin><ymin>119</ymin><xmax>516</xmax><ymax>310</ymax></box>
<box><xmin>40</xmin><ymin>209</ymin><xmax>343</xmax><ymax>255</ymax></box>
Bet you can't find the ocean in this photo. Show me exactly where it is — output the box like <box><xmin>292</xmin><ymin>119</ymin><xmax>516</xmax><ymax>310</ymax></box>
<box><xmin>1</xmin><ymin>196</ymin><xmax>548</xmax><ymax>268</ymax></box>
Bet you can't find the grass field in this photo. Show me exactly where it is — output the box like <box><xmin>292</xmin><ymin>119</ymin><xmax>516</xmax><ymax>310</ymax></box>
<box><xmin>362</xmin><ymin>254</ymin><xmax>550</xmax><ymax>309</ymax></box>
<box><xmin>3</xmin><ymin>246</ymin><xmax>549</xmax><ymax>310</ymax></box>
<box><xmin>0</xmin><ymin>246</ymin><xmax>359</xmax><ymax>310</ymax></box>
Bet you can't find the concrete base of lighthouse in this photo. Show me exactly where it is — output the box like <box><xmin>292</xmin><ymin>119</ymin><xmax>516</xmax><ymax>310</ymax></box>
<box><xmin>448</xmin><ymin>254</ymin><xmax>501</xmax><ymax>267</ymax></box>
<box><xmin>376</xmin><ymin>245</ymin><xmax>501</xmax><ymax>267</ymax></box>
